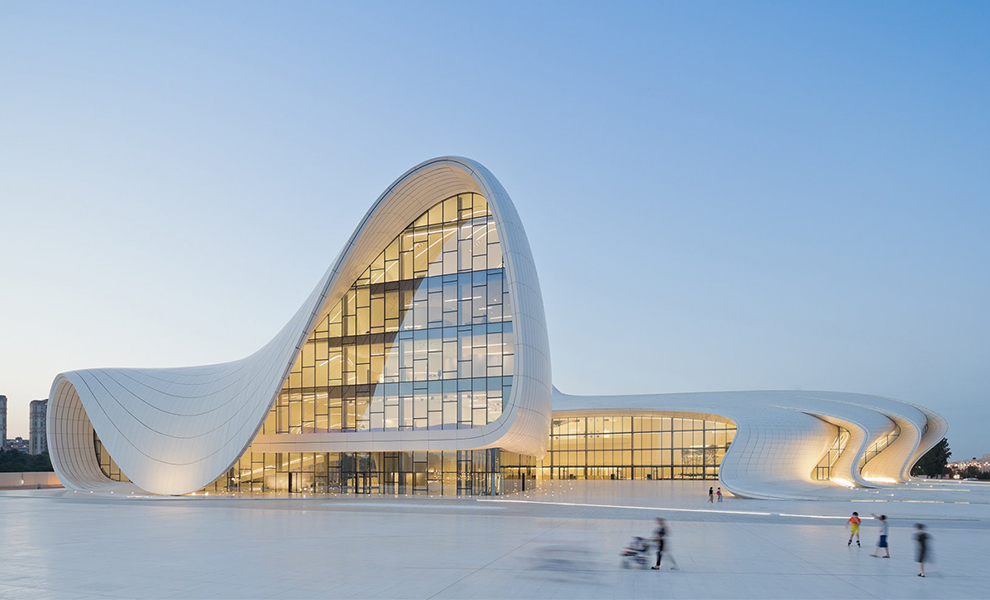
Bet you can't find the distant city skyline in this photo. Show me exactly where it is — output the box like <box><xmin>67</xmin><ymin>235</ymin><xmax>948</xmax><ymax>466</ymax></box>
<box><xmin>0</xmin><ymin>2</ymin><xmax>987</xmax><ymax>458</ymax></box>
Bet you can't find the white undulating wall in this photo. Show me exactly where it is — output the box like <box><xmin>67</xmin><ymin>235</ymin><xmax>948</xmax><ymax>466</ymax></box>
<box><xmin>551</xmin><ymin>388</ymin><xmax>947</xmax><ymax>500</ymax></box>
<box><xmin>48</xmin><ymin>157</ymin><xmax>553</xmax><ymax>495</ymax></box>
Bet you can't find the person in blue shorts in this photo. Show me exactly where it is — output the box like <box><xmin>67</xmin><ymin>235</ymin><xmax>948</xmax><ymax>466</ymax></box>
<box><xmin>870</xmin><ymin>514</ymin><xmax>890</xmax><ymax>558</ymax></box>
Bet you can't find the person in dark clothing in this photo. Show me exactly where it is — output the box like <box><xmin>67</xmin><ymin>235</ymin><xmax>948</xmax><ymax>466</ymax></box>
<box><xmin>708</xmin><ymin>487</ymin><xmax>714</xmax><ymax>503</ymax></box>
<box><xmin>651</xmin><ymin>517</ymin><xmax>679</xmax><ymax>570</ymax></box>
<box><xmin>914</xmin><ymin>523</ymin><xmax>930</xmax><ymax>577</ymax></box>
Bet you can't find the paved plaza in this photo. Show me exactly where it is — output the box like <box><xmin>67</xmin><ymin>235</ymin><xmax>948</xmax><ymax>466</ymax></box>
<box><xmin>1</xmin><ymin>480</ymin><xmax>987</xmax><ymax>599</ymax></box>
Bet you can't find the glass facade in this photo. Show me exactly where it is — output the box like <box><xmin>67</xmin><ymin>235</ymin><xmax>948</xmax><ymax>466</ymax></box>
<box><xmin>95</xmin><ymin>192</ymin><xmax>514</xmax><ymax>495</ymax></box>
<box><xmin>813</xmin><ymin>425</ymin><xmax>850</xmax><ymax>481</ymax></box>
<box><xmin>94</xmin><ymin>433</ymin><xmax>130</xmax><ymax>482</ymax></box>
<box><xmin>86</xmin><ymin>193</ymin><xmax>823</xmax><ymax>495</ymax></box>
<box><xmin>266</xmin><ymin>192</ymin><xmax>513</xmax><ymax>436</ymax></box>
<box><xmin>94</xmin><ymin>412</ymin><xmax>740</xmax><ymax>493</ymax></box>
<box><xmin>503</xmin><ymin>413</ymin><xmax>736</xmax><ymax>481</ymax></box>
<box><xmin>859</xmin><ymin>424</ymin><xmax>901</xmax><ymax>470</ymax></box>
<box><xmin>74</xmin><ymin>180</ymin><xmax>930</xmax><ymax>498</ymax></box>
<box><xmin>94</xmin><ymin>429</ymin><xmax>501</xmax><ymax>495</ymax></box>
<box><xmin>198</xmin><ymin>449</ymin><xmax>500</xmax><ymax>496</ymax></box>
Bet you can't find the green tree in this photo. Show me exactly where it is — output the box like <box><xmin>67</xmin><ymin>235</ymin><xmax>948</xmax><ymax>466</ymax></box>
<box><xmin>0</xmin><ymin>449</ymin><xmax>54</xmax><ymax>472</ymax></box>
<box><xmin>912</xmin><ymin>437</ymin><xmax>951</xmax><ymax>478</ymax></box>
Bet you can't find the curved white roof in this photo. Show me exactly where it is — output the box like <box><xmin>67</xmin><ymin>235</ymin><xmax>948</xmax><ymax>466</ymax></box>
<box><xmin>46</xmin><ymin>156</ymin><xmax>945</xmax><ymax>500</ymax></box>
<box><xmin>551</xmin><ymin>388</ymin><xmax>947</xmax><ymax>499</ymax></box>
<box><xmin>48</xmin><ymin>157</ymin><xmax>553</xmax><ymax>495</ymax></box>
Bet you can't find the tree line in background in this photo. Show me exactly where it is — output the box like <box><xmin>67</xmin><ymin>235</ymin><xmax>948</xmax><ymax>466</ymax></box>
<box><xmin>912</xmin><ymin>438</ymin><xmax>951</xmax><ymax>477</ymax></box>
<box><xmin>911</xmin><ymin>437</ymin><xmax>989</xmax><ymax>480</ymax></box>
<box><xmin>956</xmin><ymin>464</ymin><xmax>990</xmax><ymax>479</ymax></box>
<box><xmin>0</xmin><ymin>449</ymin><xmax>53</xmax><ymax>472</ymax></box>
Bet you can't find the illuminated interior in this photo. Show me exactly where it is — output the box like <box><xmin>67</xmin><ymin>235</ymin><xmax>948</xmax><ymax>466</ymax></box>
<box><xmin>53</xmin><ymin>156</ymin><xmax>947</xmax><ymax>500</ymax></box>
<box><xmin>859</xmin><ymin>424</ymin><xmax>900</xmax><ymax>471</ymax></box>
<box><xmin>813</xmin><ymin>425</ymin><xmax>850</xmax><ymax>481</ymax></box>
<box><xmin>503</xmin><ymin>413</ymin><xmax>737</xmax><ymax>482</ymax></box>
<box><xmin>96</xmin><ymin>192</ymin><xmax>514</xmax><ymax>494</ymax></box>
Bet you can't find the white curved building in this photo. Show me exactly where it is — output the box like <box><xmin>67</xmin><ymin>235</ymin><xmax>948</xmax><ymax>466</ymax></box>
<box><xmin>47</xmin><ymin>157</ymin><xmax>946</xmax><ymax>499</ymax></box>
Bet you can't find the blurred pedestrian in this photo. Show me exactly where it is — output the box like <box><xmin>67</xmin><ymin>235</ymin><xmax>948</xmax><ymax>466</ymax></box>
<box><xmin>651</xmin><ymin>517</ymin><xmax>679</xmax><ymax>570</ymax></box>
<box><xmin>708</xmin><ymin>486</ymin><xmax>714</xmax><ymax>503</ymax></box>
<box><xmin>914</xmin><ymin>523</ymin><xmax>930</xmax><ymax>577</ymax></box>
<box><xmin>716</xmin><ymin>487</ymin><xmax>722</xmax><ymax>502</ymax></box>
<box><xmin>870</xmin><ymin>514</ymin><xmax>890</xmax><ymax>558</ymax></box>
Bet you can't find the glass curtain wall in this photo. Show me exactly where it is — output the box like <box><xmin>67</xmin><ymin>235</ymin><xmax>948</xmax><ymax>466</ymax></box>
<box><xmin>813</xmin><ymin>426</ymin><xmax>850</xmax><ymax>481</ymax></box>
<box><xmin>93</xmin><ymin>433</ymin><xmax>130</xmax><ymax>482</ymax></box>
<box><xmin>94</xmin><ymin>431</ymin><xmax>501</xmax><ymax>496</ymax></box>
<box><xmin>94</xmin><ymin>193</ymin><xmax>515</xmax><ymax>496</ymax></box>
<box><xmin>95</xmin><ymin>412</ymin><xmax>738</xmax><ymax>493</ymax></box>
<box><xmin>859</xmin><ymin>424</ymin><xmax>901</xmax><ymax>470</ymax></box>
<box><xmin>199</xmin><ymin>449</ymin><xmax>500</xmax><ymax>496</ymax></box>
<box><xmin>503</xmin><ymin>413</ymin><xmax>736</xmax><ymax>481</ymax></box>
<box><xmin>267</xmin><ymin>191</ymin><xmax>513</xmax><ymax>436</ymax></box>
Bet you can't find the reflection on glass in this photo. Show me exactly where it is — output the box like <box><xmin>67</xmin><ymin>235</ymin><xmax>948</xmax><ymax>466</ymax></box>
<box><xmin>859</xmin><ymin>424</ymin><xmax>901</xmax><ymax>470</ymax></box>
<box><xmin>94</xmin><ymin>412</ymin><xmax>740</xmax><ymax>492</ymax></box>
<box><xmin>94</xmin><ymin>193</ymin><xmax>515</xmax><ymax>494</ymax></box>
<box><xmin>814</xmin><ymin>426</ymin><xmax>850</xmax><ymax>480</ymax></box>
<box><xmin>270</xmin><ymin>192</ymin><xmax>513</xmax><ymax>435</ymax></box>
<box><xmin>93</xmin><ymin>432</ymin><xmax>130</xmax><ymax>482</ymax></box>
<box><xmin>502</xmin><ymin>414</ymin><xmax>736</xmax><ymax>481</ymax></box>
<box><xmin>199</xmin><ymin>449</ymin><xmax>500</xmax><ymax>496</ymax></box>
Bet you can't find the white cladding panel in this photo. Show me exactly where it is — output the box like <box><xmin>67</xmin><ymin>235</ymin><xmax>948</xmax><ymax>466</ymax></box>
<box><xmin>48</xmin><ymin>157</ymin><xmax>553</xmax><ymax>495</ymax></box>
<box><xmin>45</xmin><ymin>156</ymin><xmax>945</xmax><ymax>500</ymax></box>
<box><xmin>551</xmin><ymin>388</ymin><xmax>947</xmax><ymax>500</ymax></box>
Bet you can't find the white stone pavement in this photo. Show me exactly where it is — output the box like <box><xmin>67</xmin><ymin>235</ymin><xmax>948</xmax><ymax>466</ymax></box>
<box><xmin>1</xmin><ymin>480</ymin><xmax>987</xmax><ymax>599</ymax></box>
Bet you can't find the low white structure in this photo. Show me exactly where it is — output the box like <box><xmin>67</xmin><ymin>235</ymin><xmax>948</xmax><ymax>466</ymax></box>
<box><xmin>47</xmin><ymin>157</ymin><xmax>946</xmax><ymax>499</ymax></box>
<box><xmin>552</xmin><ymin>389</ymin><xmax>946</xmax><ymax>500</ymax></box>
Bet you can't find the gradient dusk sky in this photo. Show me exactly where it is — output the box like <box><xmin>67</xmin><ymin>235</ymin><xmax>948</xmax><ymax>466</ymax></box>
<box><xmin>1</xmin><ymin>2</ymin><xmax>988</xmax><ymax>458</ymax></box>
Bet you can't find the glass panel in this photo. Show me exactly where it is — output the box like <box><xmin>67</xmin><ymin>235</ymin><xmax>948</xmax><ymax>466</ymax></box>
<box><xmin>500</xmin><ymin>412</ymin><xmax>737</xmax><ymax>482</ymax></box>
<box><xmin>160</xmin><ymin>193</ymin><xmax>523</xmax><ymax>497</ymax></box>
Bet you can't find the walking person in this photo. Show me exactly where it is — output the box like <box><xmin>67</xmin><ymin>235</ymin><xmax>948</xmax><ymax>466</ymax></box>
<box><xmin>870</xmin><ymin>514</ymin><xmax>890</xmax><ymax>558</ymax></box>
<box><xmin>716</xmin><ymin>487</ymin><xmax>723</xmax><ymax>502</ymax></box>
<box><xmin>914</xmin><ymin>523</ymin><xmax>930</xmax><ymax>577</ymax></box>
<box><xmin>651</xmin><ymin>517</ymin><xmax>679</xmax><ymax>570</ymax></box>
<box><xmin>708</xmin><ymin>486</ymin><xmax>714</xmax><ymax>503</ymax></box>
<box><xmin>847</xmin><ymin>511</ymin><xmax>861</xmax><ymax>547</ymax></box>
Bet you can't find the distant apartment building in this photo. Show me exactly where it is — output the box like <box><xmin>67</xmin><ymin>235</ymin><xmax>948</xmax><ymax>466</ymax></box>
<box><xmin>6</xmin><ymin>437</ymin><xmax>29</xmax><ymax>453</ymax></box>
<box><xmin>949</xmin><ymin>454</ymin><xmax>990</xmax><ymax>475</ymax></box>
<box><xmin>0</xmin><ymin>395</ymin><xmax>6</xmax><ymax>451</ymax></box>
<box><xmin>29</xmin><ymin>399</ymin><xmax>48</xmax><ymax>455</ymax></box>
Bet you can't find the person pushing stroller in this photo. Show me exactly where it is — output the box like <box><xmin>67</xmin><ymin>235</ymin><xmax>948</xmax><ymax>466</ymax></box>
<box><xmin>651</xmin><ymin>518</ymin><xmax>679</xmax><ymax>571</ymax></box>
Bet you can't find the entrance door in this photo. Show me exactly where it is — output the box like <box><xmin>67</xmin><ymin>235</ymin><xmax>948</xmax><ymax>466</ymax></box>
<box><xmin>289</xmin><ymin>473</ymin><xmax>313</xmax><ymax>493</ymax></box>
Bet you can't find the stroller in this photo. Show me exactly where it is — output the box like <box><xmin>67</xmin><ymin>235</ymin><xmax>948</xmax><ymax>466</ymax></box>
<box><xmin>621</xmin><ymin>536</ymin><xmax>651</xmax><ymax>569</ymax></box>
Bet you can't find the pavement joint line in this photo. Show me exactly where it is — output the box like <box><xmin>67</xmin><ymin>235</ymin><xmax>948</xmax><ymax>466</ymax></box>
<box><xmin>425</xmin><ymin>519</ymin><xmax>569</xmax><ymax>599</ymax></box>
<box><xmin>742</xmin><ymin>520</ymin><xmax>838</xmax><ymax>585</ymax></box>
<box><xmin>475</xmin><ymin>498</ymin><xmax>987</xmax><ymax>522</ymax></box>
<box><xmin>477</xmin><ymin>498</ymin><xmax>774</xmax><ymax>516</ymax></box>
<box><xmin>319</xmin><ymin>502</ymin><xmax>505</xmax><ymax>509</ymax></box>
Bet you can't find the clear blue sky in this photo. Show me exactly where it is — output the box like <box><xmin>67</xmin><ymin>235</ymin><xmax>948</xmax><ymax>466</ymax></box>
<box><xmin>1</xmin><ymin>2</ymin><xmax>987</xmax><ymax>459</ymax></box>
